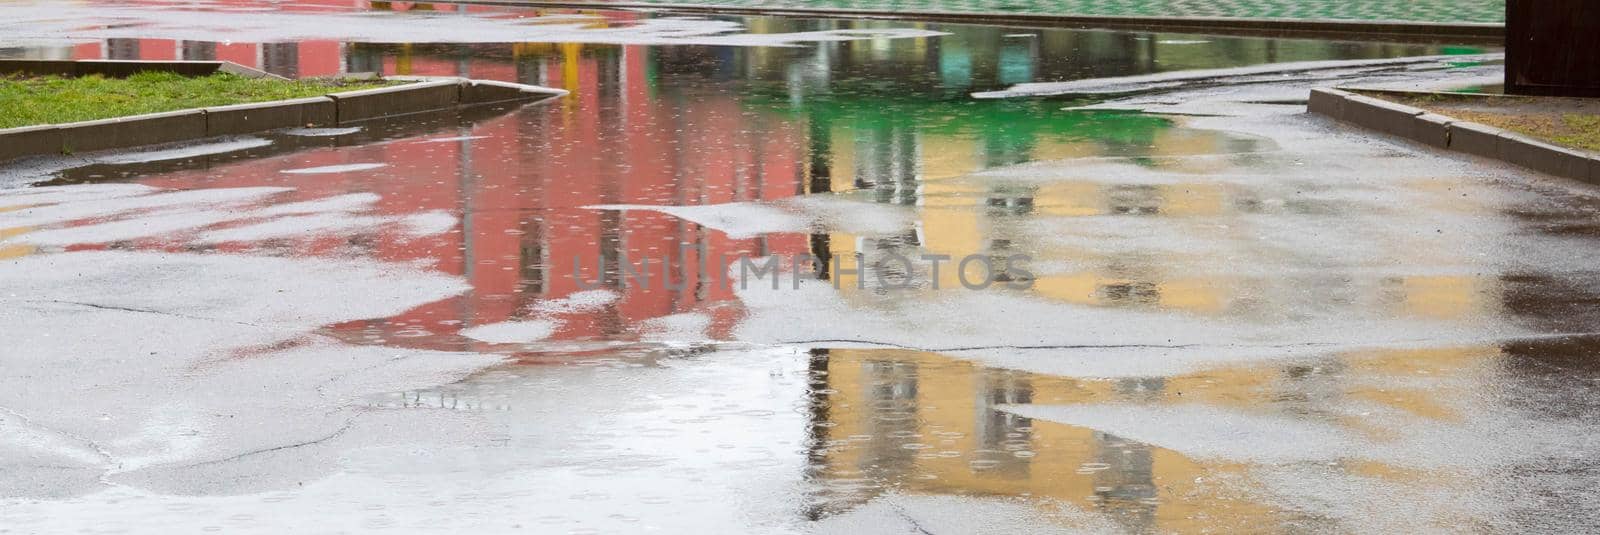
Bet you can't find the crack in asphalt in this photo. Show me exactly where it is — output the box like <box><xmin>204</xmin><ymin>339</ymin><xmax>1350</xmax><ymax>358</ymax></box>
<box><xmin>889</xmin><ymin>501</ymin><xmax>937</xmax><ymax>535</ymax></box>
<box><xmin>313</xmin><ymin>355</ymin><xmax>414</xmax><ymax>401</ymax></box>
<box><xmin>0</xmin><ymin>404</ymin><xmax>121</xmax><ymax>485</ymax></box>
<box><xmin>11</xmin><ymin>299</ymin><xmax>265</xmax><ymax>327</ymax></box>
<box><xmin>172</xmin><ymin>418</ymin><xmax>359</xmax><ymax>470</ymax></box>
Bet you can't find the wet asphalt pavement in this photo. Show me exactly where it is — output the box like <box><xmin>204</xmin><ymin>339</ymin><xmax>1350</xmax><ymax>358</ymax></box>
<box><xmin>1</xmin><ymin>1</ymin><xmax>1598</xmax><ymax>533</ymax></box>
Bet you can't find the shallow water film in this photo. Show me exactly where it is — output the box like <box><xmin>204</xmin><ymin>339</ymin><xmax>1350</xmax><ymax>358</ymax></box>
<box><xmin>2</xmin><ymin>1</ymin><xmax>1598</xmax><ymax>534</ymax></box>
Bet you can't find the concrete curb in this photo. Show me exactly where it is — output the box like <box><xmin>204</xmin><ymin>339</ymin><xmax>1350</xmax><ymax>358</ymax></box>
<box><xmin>204</xmin><ymin>97</ymin><xmax>339</xmax><ymax>136</ymax></box>
<box><xmin>58</xmin><ymin>109</ymin><xmax>209</xmax><ymax>153</ymax></box>
<box><xmin>449</xmin><ymin>0</ymin><xmax>1504</xmax><ymax>41</ymax></box>
<box><xmin>327</xmin><ymin>77</ymin><xmax>568</xmax><ymax>122</ymax></box>
<box><xmin>462</xmin><ymin>79</ymin><xmax>570</xmax><ymax>105</ymax></box>
<box><xmin>0</xmin><ymin>76</ymin><xmax>567</xmax><ymax>163</ymax></box>
<box><xmin>0</xmin><ymin>59</ymin><xmax>283</xmax><ymax>80</ymax></box>
<box><xmin>0</xmin><ymin>125</ymin><xmax>64</xmax><ymax>164</ymax></box>
<box><xmin>1309</xmin><ymin>88</ymin><xmax>1598</xmax><ymax>185</ymax></box>
<box><xmin>330</xmin><ymin>80</ymin><xmax>464</xmax><ymax>123</ymax></box>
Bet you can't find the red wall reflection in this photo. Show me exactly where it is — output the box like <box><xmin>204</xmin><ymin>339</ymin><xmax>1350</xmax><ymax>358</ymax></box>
<box><xmin>82</xmin><ymin>34</ymin><xmax>809</xmax><ymax>354</ymax></box>
<box><xmin>65</xmin><ymin>2</ymin><xmax>637</xmax><ymax>79</ymax></box>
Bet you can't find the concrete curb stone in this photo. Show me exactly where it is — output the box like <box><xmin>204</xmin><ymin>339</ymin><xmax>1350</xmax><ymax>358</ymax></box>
<box><xmin>1499</xmin><ymin>132</ymin><xmax>1593</xmax><ymax>182</ymax></box>
<box><xmin>329</xmin><ymin>80</ymin><xmax>463</xmax><ymax>122</ymax></box>
<box><xmin>1447</xmin><ymin>121</ymin><xmax>1505</xmax><ymax>159</ymax></box>
<box><xmin>75</xmin><ymin>60</ymin><xmax>221</xmax><ymax>78</ymax></box>
<box><xmin>462</xmin><ymin>79</ymin><xmax>569</xmax><ymax>105</ymax></box>
<box><xmin>0</xmin><ymin>60</ymin><xmax>76</xmax><ymax>76</ymax></box>
<box><xmin>1308</xmin><ymin>87</ymin><xmax>1600</xmax><ymax>186</ymax></box>
<box><xmin>1412</xmin><ymin>113</ymin><xmax>1454</xmax><ymax>148</ymax></box>
<box><xmin>1342</xmin><ymin>95</ymin><xmax>1425</xmax><ymax>140</ymax></box>
<box><xmin>0</xmin><ymin>125</ymin><xmax>65</xmax><ymax>161</ymax></box>
<box><xmin>205</xmin><ymin>97</ymin><xmax>337</xmax><ymax>136</ymax></box>
<box><xmin>1307</xmin><ymin>88</ymin><xmax>1353</xmax><ymax>120</ymax></box>
<box><xmin>215</xmin><ymin>62</ymin><xmax>283</xmax><ymax>80</ymax></box>
<box><xmin>56</xmin><ymin>109</ymin><xmax>207</xmax><ymax>153</ymax></box>
<box><xmin>0</xmin><ymin>59</ymin><xmax>285</xmax><ymax>80</ymax></box>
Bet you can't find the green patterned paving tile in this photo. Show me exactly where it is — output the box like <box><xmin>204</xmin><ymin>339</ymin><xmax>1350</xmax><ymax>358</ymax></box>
<box><xmin>603</xmin><ymin>0</ymin><xmax>1506</xmax><ymax>24</ymax></box>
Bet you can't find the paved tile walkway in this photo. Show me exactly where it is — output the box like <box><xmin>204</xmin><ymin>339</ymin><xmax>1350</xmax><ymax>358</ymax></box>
<box><xmin>586</xmin><ymin>0</ymin><xmax>1505</xmax><ymax>24</ymax></box>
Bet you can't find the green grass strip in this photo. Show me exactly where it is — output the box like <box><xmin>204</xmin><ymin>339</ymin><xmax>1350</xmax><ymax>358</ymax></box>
<box><xmin>0</xmin><ymin>71</ymin><xmax>397</xmax><ymax>129</ymax></box>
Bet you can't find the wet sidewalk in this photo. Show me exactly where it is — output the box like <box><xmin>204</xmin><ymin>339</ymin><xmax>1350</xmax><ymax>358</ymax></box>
<box><xmin>5</xmin><ymin>1</ymin><xmax>1597</xmax><ymax>534</ymax></box>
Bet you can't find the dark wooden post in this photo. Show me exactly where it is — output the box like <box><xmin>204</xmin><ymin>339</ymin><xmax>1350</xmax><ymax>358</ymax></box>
<box><xmin>1505</xmin><ymin>0</ymin><xmax>1600</xmax><ymax>98</ymax></box>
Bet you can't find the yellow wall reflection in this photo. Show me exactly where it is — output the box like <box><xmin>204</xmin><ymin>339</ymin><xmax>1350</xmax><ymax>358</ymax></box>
<box><xmin>809</xmin><ymin>348</ymin><xmax>1273</xmax><ymax>533</ymax></box>
<box><xmin>807</xmin><ymin>337</ymin><xmax>1507</xmax><ymax>532</ymax></box>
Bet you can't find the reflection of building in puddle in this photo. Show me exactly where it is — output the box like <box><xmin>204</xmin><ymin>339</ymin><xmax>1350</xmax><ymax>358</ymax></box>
<box><xmin>815</xmin><ymin>158</ymin><xmax>1509</xmax><ymax>325</ymax></box>
<box><xmin>9</xmin><ymin>9</ymin><xmax>1484</xmax><ymax>350</ymax></box>
<box><xmin>24</xmin><ymin>34</ymin><xmax>815</xmax><ymax>355</ymax></box>
<box><xmin>800</xmin><ymin>105</ymin><xmax>1283</xmax><ymax>311</ymax></box>
<box><xmin>817</xmin><ymin>177</ymin><xmax>1244</xmax><ymax>313</ymax></box>
<box><xmin>815</xmin><ymin>110</ymin><xmax>1197</xmax><ymax>199</ymax></box>
<box><xmin>801</xmin><ymin>152</ymin><xmax>1518</xmax><ymax>528</ymax></box>
<box><xmin>0</xmin><ymin>224</ymin><xmax>34</xmax><ymax>260</ymax></box>
<box><xmin>803</xmin><ymin>348</ymin><xmax>1272</xmax><ymax>533</ymax></box>
<box><xmin>804</xmin><ymin>339</ymin><xmax>1521</xmax><ymax>532</ymax></box>
<box><xmin>371</xmin><ymin>388</ymin><xmax>512</xmax><ymax>412</ymax></box>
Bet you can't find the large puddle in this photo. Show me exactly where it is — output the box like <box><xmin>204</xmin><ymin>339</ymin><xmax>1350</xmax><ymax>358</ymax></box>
<box><xmin>6</xmin><ymin>2</ymin><xmax>1600</xmax><ymax>534</ymax></box>
<box><xmin>2</xmin><ymin>3</ymin><xmax>1486</xmax><ymax>349</ymax></box>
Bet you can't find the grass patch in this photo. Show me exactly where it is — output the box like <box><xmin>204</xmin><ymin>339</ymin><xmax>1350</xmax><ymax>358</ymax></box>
<box><xmin>1378</xmin><ymin>91</ymin><xmax>1600</xmax><ymax>154</ymax></box>
<box><xmin>1445</xmin><ymin>111</ymin><xmax>1600</xmax><ymax>154</ymax></box>
<box><xmin>0</xmin><ymin>71</ymin><xmax>397</xmax><ymax>129</ymax></box>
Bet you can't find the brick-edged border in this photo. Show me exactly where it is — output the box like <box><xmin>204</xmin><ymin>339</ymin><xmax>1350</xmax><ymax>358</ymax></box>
<box><xmin>1309</xmin><ymin>88</ymin><xmax>1599</xmax><ymax>185</ymax></box>
<box><xmin>0</xmin><ymin>77</ymin><xmax>565</xmax><ymax>163</ymax></box>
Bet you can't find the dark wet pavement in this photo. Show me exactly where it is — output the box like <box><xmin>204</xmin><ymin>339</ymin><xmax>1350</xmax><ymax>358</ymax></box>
<box><xmin>3</xmin><ymin>1</ymin><xmax>1599</xmax><ymax>533</ymax></box>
